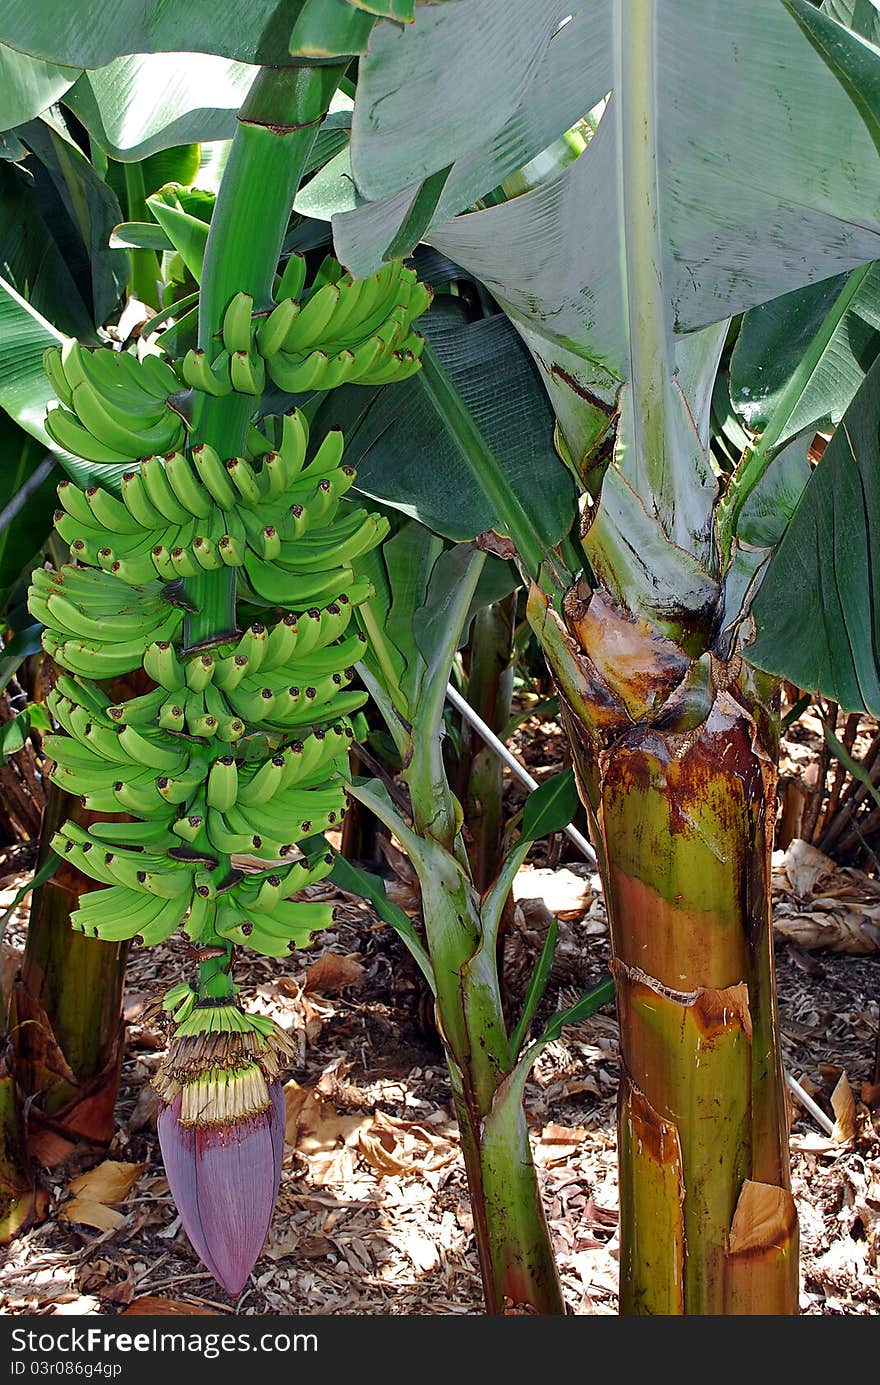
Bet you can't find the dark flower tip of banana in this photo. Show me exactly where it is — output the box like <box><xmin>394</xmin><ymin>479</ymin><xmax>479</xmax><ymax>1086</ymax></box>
<box><xmin>158</xmin><ymin>1082</ymin><xmax>284</xmax><ymax>1297</ymax></box>
<box><xmin>155</xmin><ymin>1010</ymin><xmax>294</xmax><ymax>1296</ymax></box>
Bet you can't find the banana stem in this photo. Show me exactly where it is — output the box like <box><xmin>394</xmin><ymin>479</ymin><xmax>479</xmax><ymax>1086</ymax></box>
<box><xmin>121</xmin><ymin>160</ymin><xmax>161</xmax><ymax>310</ymax></box>
<box><xmin>180</xmin><ymin>63</ymin><xmax>344</xmax><ymax>985</ymax></box>
<box><xmin>183</xmin><ymin>63</ymin><xmax>344</xmax><ymax>652</ymax></box>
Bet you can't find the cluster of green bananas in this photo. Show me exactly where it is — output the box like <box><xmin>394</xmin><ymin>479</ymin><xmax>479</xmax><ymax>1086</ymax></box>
<box><xmin>44</xmin><ymin>340</ymin><xmax>185</xmax><ymax>465</ymax></box>
<box><xmin>31</xmin><ymin>253</ymin><xmax>430</xmax><ymax>975</ymax></box>
<box><xmin>181</xmin><ymin>255</ymin><xmax>430</xmax><ymax>398</ymax></box>
<box><xmin>49</xmin><ymin>410</ymin><xmax>384</xmax><ymax>597</ymax></box>
<box><xmin>42</xmin><ymin>254</ymin><xmax>430</xmax><ymax>473</ymax></box>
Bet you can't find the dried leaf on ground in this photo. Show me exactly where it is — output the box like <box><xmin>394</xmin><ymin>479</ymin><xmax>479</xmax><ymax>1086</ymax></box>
<box><xmin>61</xmin><ymin>1160</ymin><xmax>146</xmax><ymax>1231</ymax></box>
<box><xmin>304</xmin><ymin>952</ymin><xmax>366</xmax><ymax>994</ymax></box>
<box><xmin>123</xmin><ymin>1297</ymin><xmax>218</xmax><ymax>1315</ymax></box>
<box><xmin>358</xmin><ymin>1111</ymin><xmax>457</xmax><ymax>1178</ymax></box>
<box><xmin>831</xmin><ymin>1073</ymin><xmax>858</xmax><ymax>1143</ymax></box>
<box><xmin>535</xmin><ymin>1123</ymin><xmax>588</xmax><ymax>1167</ymax></box>
<box><xmin>284</xmin><ymin>1081</ymin><xmax>370</xmax><ymax>1153</ymax></box>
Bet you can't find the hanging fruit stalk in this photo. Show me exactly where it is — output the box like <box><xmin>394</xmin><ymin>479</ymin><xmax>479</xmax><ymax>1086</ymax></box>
<box><xmin>28</xmin><ymin>41</ymin><xmax>430</xmax><ymax>1294</ymax></box>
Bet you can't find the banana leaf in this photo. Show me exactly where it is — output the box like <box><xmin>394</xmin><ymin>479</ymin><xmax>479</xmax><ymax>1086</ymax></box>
<box><xmin>329</xmin><ymin>1</ymin><xmax>880</xmax><ymax>506</ymax></box>
<box><xmin>63</xmin><ymin>53</ymin><xmax>256</xmax><ymax>161</ymax></box>
<box><xmin>0</xmin><ymin>1</ymin><xmax>312</xmax><ymax>66</ymax></box>
<box><xmin>313</xmin><ymin>297</ymin><xmax>575</xmax><ymax>547</ymax></box>
<box><xmin>0</xmin><ymin>42</ymin><xmax>78</xmax><ymax>130</ymax></box>
<box><xmin>0</xmin><ymin>416</ymin><xmax>56</xmax><ymax>607</ymax></box>
<box><xmin>746</xmin><ymin>351</ymin><xmax>880</xmax><ymax>717</ymax></box>
<box><xmin>730</xmin><ymin>265</ymin><xmax>880</xmax><ymax>448</ymax></box>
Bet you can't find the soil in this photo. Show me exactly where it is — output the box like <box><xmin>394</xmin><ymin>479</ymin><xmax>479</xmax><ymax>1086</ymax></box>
<box><xmin>1</xmin><ymin>711</ymin><xmax>878</xmax><ymax>1317</ymax></box>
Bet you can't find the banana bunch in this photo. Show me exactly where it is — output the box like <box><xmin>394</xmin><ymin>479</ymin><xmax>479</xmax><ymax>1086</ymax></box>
<box><xmin>50</xmin><ymin>409</ymin><xmax>383</xmax><ymax>594</ymax></box>
<box><xmin>44</xmin><ymin>340</ymin><xmax>185</xmax><ymax>465</ymax></box>
<box><xmin>32</xmin><ymin>253</ymin><xmax>430</xmax><ymax>991</ymax></box>
<box><xmin>181</xmin><ymin>255</ymin><xmax>432</xmax><ymax>400</ymax></box>
<box><xmin>29</xmin><ymin>566</ymin><xmax>184</xmax><ymax>677</ymax></box>
<box><xmin>44</xmin><ymin>667</ymin><xmax>350</xmax><ymax>953</ymax></box>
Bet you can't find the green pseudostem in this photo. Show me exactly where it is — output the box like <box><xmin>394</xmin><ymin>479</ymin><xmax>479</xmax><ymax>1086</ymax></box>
<box><xmin>28</xmin><ymin>56</ymin><xmax>431</xmax><ymax>1107</ymax></box>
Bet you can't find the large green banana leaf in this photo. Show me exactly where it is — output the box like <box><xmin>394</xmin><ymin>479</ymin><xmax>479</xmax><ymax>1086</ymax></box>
<box><xmin>747</xmin><ymin>351</ymin><xmax>880</xmax><ymax>716</ymax></box>
<box><xmin>0</xmin><ymin>158</ymin><xmax>93</xmax><ymax>338</ymax></box>
<box><xmin>341</xmin><ymin>2</ymin><xmax>880</xmax><ymax>334</ymax></box>
<box><xmin>0</xmin><ymin>43</ymin><xmax>78</xmax><ymax>130</ymax></box>
<box><xmin>327</xmin><ymin>2</ymin><xmax>880</xmax><ymax>495</ymax></box>
<box><xmin>0</xmin><ymin>0</ymin><xmax>366</xmax><ymax>66</ymax></box>
<box><xmin>63</xmin><ymin>54</ymin><xmax>256</xmax><ymax>161</ymax></box>
<box><xmin>0</xmin><ymin>278</ymin><xmax>113</xmax><ymax>491</ymax></box>
<box><xmin>0</xmin><ymin>416</ymin><xmax>57</xmax><ymax>608</ymax></box>
<box><xmin>730</xmin><ymin>265</ymin><xmax>880</xmax><ymax>450</ymax></box>
<box><xmin>313</xmin><ymin>297</ymin><xmax>575</xmax><ymax>549</ymax></box>
<box><xmin>19</xmin><ymin>114</ymin><xmax>127</xmax><ymax>326</ymax></box>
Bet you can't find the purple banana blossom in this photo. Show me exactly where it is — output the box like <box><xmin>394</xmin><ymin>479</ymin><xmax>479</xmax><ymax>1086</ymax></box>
<box><xmin>158</xmin><ymin>1081</ymin><xmax>285</xmax><ymax>1297</ymax></box>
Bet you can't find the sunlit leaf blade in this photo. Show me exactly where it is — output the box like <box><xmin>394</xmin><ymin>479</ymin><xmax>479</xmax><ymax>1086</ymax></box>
<box><xmin>0</xmin><ymin>1</ymin><xmax>310</xmax><ymax>66</ymax></box>
<box><xmin>521</xmin><ymin>768</ymin><xmax>578</xmax><ymax>843</ymax></box>
<box><xmin>63</xmin><ymin>53</ymin><xmax>256</xmax><ymax>161</ymax></box>
<box><xmin>730</xmin><ymin>264</ymin><xmax>880</xmax><ymax>446</ymax></box>
<box><xmin>350</xmin><ymin>0</ymin><xmax>580</xmax><ymax>202</ymax></box>
<box><xmin>109</xmin><ymin>222</ymin><xmax>174</xmax><ymax>253</ymax></box>
<box><xmin>341</xmin><ymin>0</ymin><xmax>880</xmax><ymax>380</ymax></box>
<box><xmin>0</xmin><ymin>275</ymin><xmax>65</xmax><ymax>446</ymax></box>
<box><xmin>0</xmin><ymin>42</ymin><xmax>78</xmax><ymax>129</ymax></box>
<box><xmin>0</xmin><ymin>278</ymin><xmax>124</xmax><ymax>492</ymax></box>
<box><xmin>746</xmin><ymin>353</ymin><xmax>880</xmax><ymax>717</ymax></box>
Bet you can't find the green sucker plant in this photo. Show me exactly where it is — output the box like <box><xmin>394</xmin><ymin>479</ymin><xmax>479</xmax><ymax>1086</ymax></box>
<box><xmin>340</xmin><ymin>520</ymin><xmax>611</xmax><ymax>1314</ymax></box>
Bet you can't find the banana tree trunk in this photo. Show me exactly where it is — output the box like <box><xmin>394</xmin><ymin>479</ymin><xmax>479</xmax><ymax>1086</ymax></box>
<box><xmin>0</xmin><ymin>1044</ymin><xmax>45</xmax><ymax>1241</ymax></box>
<box><xmin>530</xmin><ymin>583</ymin><xmax>798</xmax><ymax>1314</ymax></box>
<box><xmin>10</xmin><ymin>784</ymin><xmax>127</xmax><ymax>1165</ymax></box>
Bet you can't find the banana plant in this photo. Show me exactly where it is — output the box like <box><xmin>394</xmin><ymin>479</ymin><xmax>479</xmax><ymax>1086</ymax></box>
<box><xmin>341</xmin><ymin>517</ymin><xmax>611</xmax><ymax>1314</ymax></box>
<box><xmin>306</xmin><ymin>0</ymin><xmax>880</xmax><ymax>1314</ymax></box>
<box><xmin>0</xmin><ymin>70</ymin><xmax>258</xmax><ymax>1221</ymax></box>
<box><xmin>0</xmin><ymin>8</ymin><xmax>430</xmax><ymax>1294</ymax></box>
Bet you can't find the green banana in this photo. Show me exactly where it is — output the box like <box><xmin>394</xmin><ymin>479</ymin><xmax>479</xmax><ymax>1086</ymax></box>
<box><xmin>163</xmin><ymin>451</ymin><xmax>215</xmax><ymax>519</ymax></box>
<box><xmin>222</xmin><ymin>291</ymin><xmax>255</xmax><ymax>354</ymax></box>
<box><xmin>276</xmin><ymin>252</ymin><xmax>307</xmax><ymax>302</ymax></box>
<box><xmin>181</xmin><ymin>347</ymin><xmax>233</xmax><ymax>397</ymax></box>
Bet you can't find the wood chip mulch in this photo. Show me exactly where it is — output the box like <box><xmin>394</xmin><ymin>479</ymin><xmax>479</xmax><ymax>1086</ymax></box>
<box><xmin>1</xmin><ymin>846</ymin><xmax>877</xmax><ymax>1317</ymax></box>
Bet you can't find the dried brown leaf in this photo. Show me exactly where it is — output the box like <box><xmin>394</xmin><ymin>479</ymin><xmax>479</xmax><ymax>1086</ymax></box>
<box><xmin>67</xmin><ymin>1160</ymin><xmax>146</xmax><ymax>1204</ymax></box>
<box><xmin>61</xmin><ymin>1198</ymin><xmax>125</xmax><ymax>1232</ymax></box>
<box><xmin>123</xmin><ymin>1297</ymin><xmax>218</xmax><ymax>1316</ymax></box>
<box><xmin>358</xmin><ymin>1111</ymin><xmax>457</xmax><ymax>1177</ymax></box>
<box><xmin>304</xmin><ymin>952</ymin><xmax>366</xmax><ymax>994</ymax></box>
<box><xmin>831</xmin><ymin>1072</ymin><xmax>858</xmax><ymax>1143</ymax></box>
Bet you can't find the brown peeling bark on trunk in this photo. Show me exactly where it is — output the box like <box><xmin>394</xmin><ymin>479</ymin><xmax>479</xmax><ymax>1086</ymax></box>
<box><xmin>0</xmin><ymin>1043</ymin><xmax>48</xmax><ymax>1242</ymax></box>
<box><xmin>529</xmin><ymin>581</ymin><xmax>798</xmax><ymax>1314</ymax></box>
<box><xmin>10</xmin><ymin>786</ymin><xmax>128</xmax><ymax>1170</ymax></box>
